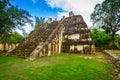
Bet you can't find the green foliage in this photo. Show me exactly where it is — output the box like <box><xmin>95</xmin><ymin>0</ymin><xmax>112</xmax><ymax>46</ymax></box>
<box><xmin>0</xmin><ymin>0</ymin><xmax>32</xmax><ymax>51</ymax></box>
<box><xmin>35</xmin><ymin>16</ymin><xmax>45</xmax><ymax>27</ymax></box>
<box><xmin>0</xmin><ymin>32</ymin><xmax>24</xmax><ymax>44</ymax></box>
<box><xmin>0</xmin><ymin>54</ymin><xmax>114</xmax><ymax>80</ymax></box>
<box><xmin>91</xmin><ymin>0</ymin><xmax>120</xmax><ymax>48</ymax></box>
<box><xmin>7</xmin><ymin>32</ymin><xmax>24</xmax><ymax>43</ymax></box>
<box><xmin>91</xmin><ymin>28</ymin><xmax>111</xmax><ymax>47</ymax></box>
<box><xmin>0</xmin><ymin>1</ymin><xmax>33</xmax><ymax>34</ymax></box>
<box><xmin>91</xmin><ymin>28</ymin><xmax>120</xmax><ymax>48</ymax></box>
<box><xmin>115</xmin><ymin>34</ymin><xmax>120</xmax><ymax>49</ymax></box>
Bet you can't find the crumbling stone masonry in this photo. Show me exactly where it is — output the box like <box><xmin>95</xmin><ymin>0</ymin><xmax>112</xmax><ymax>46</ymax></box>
<box><xmin>103</xmin><ymin>50</ymin><xmax>120</xmax><ymax>79</ymax></box>
<box><xmin>9</xmin><ymin>13</ymin><xmax>95</xmax><ymax>60</ymax></box>
<box><xmin>0</xmin><ymin>43</ymin><xmax>19</xmax><ymax>51</ymax></box>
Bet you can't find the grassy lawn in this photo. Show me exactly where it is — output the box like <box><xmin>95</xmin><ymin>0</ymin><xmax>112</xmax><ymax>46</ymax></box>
<box><xmin>0</xmin><ymin>53</ymin><xmax>114</xmax><ymax>80</ymax></box>
<box><xmin>107</xmin><ymin>50</ymin><xmax>120</xmax><ymax>57</ymax></box>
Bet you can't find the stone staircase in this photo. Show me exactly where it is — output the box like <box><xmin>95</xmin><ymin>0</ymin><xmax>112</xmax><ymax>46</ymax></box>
<box><xmin>28</xmin><ymin>19</ymin><xmax>65</xmax><ymax>60</ymax></box>
<box><xmin>9</xmin><ymin>21</ymin><xmax>59</xmax><ymax>58</ymax></box>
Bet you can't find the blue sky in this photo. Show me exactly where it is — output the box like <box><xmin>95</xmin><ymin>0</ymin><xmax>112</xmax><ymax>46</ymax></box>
<box><xmin>11</xmin><ymin>0</ymin><xmax>104</xmax><ymax>34</ymax></box>
<box><xmin>11</xmin><ymin>0</ymin><xmax>64</xmax><ymax>19</ymax></box>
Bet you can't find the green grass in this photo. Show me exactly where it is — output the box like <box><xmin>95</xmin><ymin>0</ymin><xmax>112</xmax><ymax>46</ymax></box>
<box><xmin>0</xmin><ymin>53</ymin><xmax>114</xmax><ymax>80</ymax></box>
<box><xmin>107</xmin><ymin>50</ymin><xmax>120</xmax><ymax>57</ymax></box>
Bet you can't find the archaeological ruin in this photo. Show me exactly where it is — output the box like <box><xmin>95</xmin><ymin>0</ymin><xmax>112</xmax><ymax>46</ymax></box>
<box><xmin>8</xmin><ymin>12</ymin><xmax>95</xmax><ymax>60</ymax></box>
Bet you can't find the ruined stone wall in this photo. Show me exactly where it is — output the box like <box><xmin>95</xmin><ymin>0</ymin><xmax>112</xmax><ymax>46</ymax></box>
<box><xmin>0</xmin><ymin>43</ymin><xmax>19</xmax><ymax>51</ymax></box>
<box><xmin>103</xmin><ymin>50</ymin><xmax>120</xmax><ymax>79</ymax></box>
<box><xmin>62</xmin><ymin>15</ymin><xmax>95</xmax><ymax>54</ymax></box>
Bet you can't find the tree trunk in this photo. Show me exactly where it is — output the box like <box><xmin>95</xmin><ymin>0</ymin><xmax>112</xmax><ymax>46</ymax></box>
<box><xmin>111</xmin><ymin>32</ymin><xmax>116</xmax><ymax>49</ymax></box>
<box><xmin>3</xmin><ymin>33</ymin><xmax>7</xmax><ymax>52</ymax></box>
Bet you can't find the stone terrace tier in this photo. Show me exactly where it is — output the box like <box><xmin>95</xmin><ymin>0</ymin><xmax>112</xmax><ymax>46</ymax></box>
<box><xmin>62</xmin><ymin>15</ymin><xmax>95</xmax><ymax>53</ymax></box>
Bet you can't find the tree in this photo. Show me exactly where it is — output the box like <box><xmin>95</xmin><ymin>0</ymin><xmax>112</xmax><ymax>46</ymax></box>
<box><xmin>91</xmin><ymin>0</ymin><xmax>120</xmax><ymax>48</ymax></box>
<box><xmin>0</xmin><ymin>32</ymin><xmax>24</xmax><ymax>44</ymax></box>
<box><xmin>115</xmin><ymin>34</ymin><xmax>120</xmax><ymax>49</ymax></box>
<box><xmin>91</xmin><ymin>28</ymin><xmax>111</xmax><ymax>47</ymax></box>
<box><xmin>7</xmin><ymin>32</ymin><xmax>24</xmax><ymax>44</ymax></box>
<box><xmin>0</xmin><ymin>0</ymin><xmax>33</xmax><ymax>51</ymax></box>
<box><xmin>35</xmin><ymin>16</ymin><xmax>45</xmax><ymax>27</ymax></box>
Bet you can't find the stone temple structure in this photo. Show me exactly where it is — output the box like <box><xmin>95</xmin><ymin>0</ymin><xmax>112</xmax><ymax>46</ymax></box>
<box><xmin>9</xmin><ymin>12</ymin><xmax>95</xmax><ymax>60</ymax></box>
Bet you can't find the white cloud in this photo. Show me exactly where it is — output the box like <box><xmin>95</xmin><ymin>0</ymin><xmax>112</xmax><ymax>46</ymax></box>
<box><xmin>16</xmin><ymin>17</ymin><xmax>35</xmax><ymax>35</ymax></box>
<box><xmin>45</xmin><ymin>0</ymin><xmax>104</xmax><ymax>27</ymax></box>
<box><xmin>46</xmin><ymin>0</ymin><xmax>74</xmax><ymax>11</ymax></box>
<box><xmin>57</xmin><ymin>12</ymin><xmax>69</xmax><ymax>19</ymax></box>
<box><xmin>16</xmin><ymin>23</ymin><xmax>34</xmax><ymax>34</ymax></box>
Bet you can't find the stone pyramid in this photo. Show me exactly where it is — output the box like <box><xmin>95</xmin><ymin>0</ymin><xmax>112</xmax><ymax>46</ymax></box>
<box><xmin>9</xmin><ymin>13</ymin><xmax>95</xmax><ymax>60</ymax></box>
